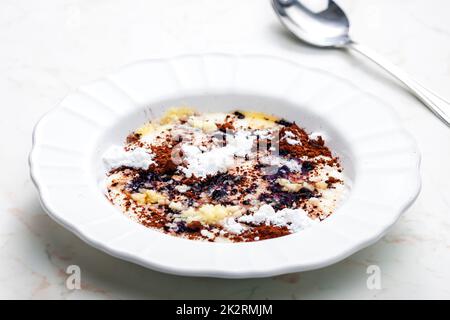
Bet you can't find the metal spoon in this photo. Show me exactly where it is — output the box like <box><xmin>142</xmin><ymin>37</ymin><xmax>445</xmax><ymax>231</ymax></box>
<box><xmin>272</xmin><ymin>0</ymin><xmax>450</xmax><ymax>127</ymax></box>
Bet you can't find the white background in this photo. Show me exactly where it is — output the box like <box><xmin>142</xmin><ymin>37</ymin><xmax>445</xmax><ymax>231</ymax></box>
<box><xmin>0</xmin><ymin>0</ymin><xmax>449</xmax><ymax>299</ymax></box>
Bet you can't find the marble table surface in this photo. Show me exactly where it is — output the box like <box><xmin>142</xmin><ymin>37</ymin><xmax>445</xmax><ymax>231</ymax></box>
<box><xmin>1</xmin><ymin>0</ymin><xmax>449</xmax><ymax>299</ymax></box>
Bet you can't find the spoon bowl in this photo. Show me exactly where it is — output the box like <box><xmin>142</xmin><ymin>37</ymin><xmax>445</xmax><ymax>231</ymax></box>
<box><xmin>272</xmin><ymin>0</ymin><xmax>351</xmax><ymax>47</ymax></box>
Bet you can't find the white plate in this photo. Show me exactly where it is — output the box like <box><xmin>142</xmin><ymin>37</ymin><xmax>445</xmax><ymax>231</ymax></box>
<box><xmin>29</xmin><ymin>53</ymin><xmax>421</xmax><ymax>278</ymax></box>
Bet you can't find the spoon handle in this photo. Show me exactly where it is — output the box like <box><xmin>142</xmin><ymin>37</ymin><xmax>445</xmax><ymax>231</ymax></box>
<box><xmin>347</xmin><ymin>41</ymin><xmax>450</xmax><ymax>127</ymax></box>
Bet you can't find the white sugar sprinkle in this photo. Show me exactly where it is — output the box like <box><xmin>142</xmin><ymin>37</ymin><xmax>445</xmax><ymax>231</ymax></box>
<box><xmin>102</xmin><ymin>146</ymin><xmax>155</xmax><ymax>171</ymax></box>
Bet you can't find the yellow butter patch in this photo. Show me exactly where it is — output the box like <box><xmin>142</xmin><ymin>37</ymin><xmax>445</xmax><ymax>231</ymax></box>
<box><xmin>131</xmin><ymin>189</ymin><xmax>168</xmax><ymax>205</ymax></box>
<box><xmin>240</xmin><ymin>111</ymin><xmax>279</xmax><ymax>129</ymax></box>
<box><xmin>160</xmin><ymin>107</ymin><xmax>196</xmax><ymax>125</ymax></box>
<box><xmin>187</xmin><ymin>118</ymin><xmax>218</xmax><ymax>133</ymax></box>
<box><xmin>277</xmin><ymin>178</ymin><xmax>303</xmax><ymax>192</ymax></box>
<box><xmin>181</xmin><ymin>204</ymin><xmax>242</xmax><ymax>224</ymax></box>
<box><xmin>241</xmin><ymin>111</ymin><xmax>279</xmax><ymax>122</ymax></box>
<box><xmin>135</xmin><ymin>122</ymin><xmax>156</xmax><ymax>136</ymax></box>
